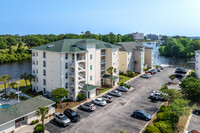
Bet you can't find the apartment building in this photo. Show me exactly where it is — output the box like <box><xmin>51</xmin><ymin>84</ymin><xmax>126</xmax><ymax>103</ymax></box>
<box><xmin>116</xmin><ymin>42</ymin><xmax>153</xmax><ymax>73</ymax></box>
<box><xmin>195</xmin><ymin>50</ymin><xmax>200</xmax><ymax>78</ymax></box>
<box><xmin>133</xmin><ymin>32</ymin><xmax>144</xmax><ymax>41</ymax></box>
<box><xmin>146</xmin><ymin>34</ymin><xmax>158</xmax><ymax>40</ymax></box>
<box><xmin>30</xmin><ymin>39</ymin><xmax>120</xmax><ymax>101</ymax></box>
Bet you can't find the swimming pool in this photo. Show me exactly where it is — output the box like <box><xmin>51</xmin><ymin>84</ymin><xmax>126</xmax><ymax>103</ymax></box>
<box><xmin>0</xmin><ymin>104</ymin><xmax>10</xmax><ymax>108</ymax></box>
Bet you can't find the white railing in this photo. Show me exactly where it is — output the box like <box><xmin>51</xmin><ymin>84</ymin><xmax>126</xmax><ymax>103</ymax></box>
<box><xmin>69</xmin><ymin>73</ymin><xmax>74</xmax><ymax>77</ymax></box>
<box><xmin>77</xmin><ymin>56</ymin><xmax>85</xmax><ymax>61</ymax></box>
<box><xmin>69</xmin><ymin>82</ymin><xmax>74</xmax><ymax>88</ymax></box>
<box><xmin>101</xmin><ymin>59</ymin><xmax>105</xmax><ymax>63</ymax></box>
<box><xmin>101</xmin><ymin>67</ymin><xmax>105</xmax><ymax>71</ymax></box>
<box><xmin>78</xmin><ymin>73</ymin><xmax>85</xmax><ymax>79</ymax></box>
<box><xmin>78</xmin><ymin>63</ymin><xmax>85</xmax><ymax>70</ymax></box>
<box><xmin>101</xmin><ymin>52</ymin><xmax>105</xmax><ymax>56</ymax></box>
<box><xmin>78</xmin><ymin>82</ymin><xmax>84</xmax><ymax>88</ymax></box>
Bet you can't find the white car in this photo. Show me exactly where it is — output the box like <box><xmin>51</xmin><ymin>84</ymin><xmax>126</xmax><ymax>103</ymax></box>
<box><xmin>149</xmin><ymin>91</ymin><xmax>168</xmax><ymax>101</ymax></box>
<box><xmin>116</xmin><ymin>86</ymin><xmax>128</xmax><ymax>92</ymax></box>
<box><xmin>140</xmin><ymin>73</ymin><xmax>152</xmax><ymax>78</ymax></box>
<box><xmin>92</xmin><ymin>98</ymin><xmax>107</xmax><ymax>106</ymax></box>
<box><xmin>109</xmin><ymin>90</ymin><xmax>122</xmax><ymax>97</ymax></box>
<box><xmin>53</xmin><ymin>113</ymin><xmax>71</xmax><ymax>127</ymax></box>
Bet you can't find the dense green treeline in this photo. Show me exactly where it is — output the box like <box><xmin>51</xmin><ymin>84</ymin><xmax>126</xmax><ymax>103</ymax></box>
<box><xmin>159</xmin><ymin>37</ymin><xmax>200</xmax><ymax>57</ymax></box>
<box><xmin>0</xmin><ymin>31</ymin><xmax>134</xmax><ymax>64</ymax></box>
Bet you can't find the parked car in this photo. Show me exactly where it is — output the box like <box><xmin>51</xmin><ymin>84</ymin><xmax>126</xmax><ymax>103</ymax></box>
<box><xmin>149</xmin><ymin>91</ymin><xmax>168</xmax><ymax>101</ymax></box>
<box><xmin>151</xmin><ymin>69</ymin><xmax>157</xmax><ymax>74</ymax></box>
<box><xmin>175</xmin><ymin>67</ymin><xmax>187</xmax><ymax>74</ymax></box>
<box><xmin>159</xmin><ymin>66</ymin><xmax>164</xmax><ymax>70</ymax></box>
<box><xmin>92</xmin><ymin>98</ymin><xmax>107</xmax><ymax>106</ymax></box>
<box><xmin>101</xmin><ymin>95</ymin><xmax>113</xmax><ymax>103</ymax></box>
<box><xmin>132</xmin><ymin>110</ymin><xmax>152</xmax><ymax>121</ymax></box>
<box><xmin>53</xmin><ymin>113</ymin><xmax>71</xmax><ymax>126</ymax></box>
<box><xmin>145</xmin><ymin>71</ymin><xmax>154</xmax><ymax>75</ymax></box>
<box><xmin>193</xmin><ymin>108</ymin><xmax>200</xmax><ymax>115</ymax></box>
<box><xmin>140</xmin><ymin>73</ymin><xmax>152</xmax><ymax>78</ymax></box>
<box><xmin>64</xmin><ymin>109</ymin><xmax>81</xmax><ymax>122</ymax></box>
<box><xmin>109</xmin><ymin>90</ymin><xmax>122</xmax><ymax>97</ymax></box>
<box><xmin>155</xmin><ymin>67</ymin><xmax>161</xmax><ymax>72</ymax></box>
<box><xmin>80</xmin><ymin>102</ymin><xmax>96</xmax><ymax>111</ymax></box>
<box><xmin>185</xmin><ymin>130</ymin><xmax>200</xmax><ymax>133</ymax></box>
<box><xmin>173</xmin><ymin>73</ymin><xmax>184</xmax><ymax>78</ymax></box>
<box><xmin>116</xmin><ymin>86</ymin><xmax>128</xmax><ymax>92</ymax></box>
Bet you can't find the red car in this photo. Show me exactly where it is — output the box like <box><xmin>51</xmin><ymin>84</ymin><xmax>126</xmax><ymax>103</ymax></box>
<box><xmin>145</xmin><ymin>71</ymin><xmax>154</xmax><ymax>75</ymax></box>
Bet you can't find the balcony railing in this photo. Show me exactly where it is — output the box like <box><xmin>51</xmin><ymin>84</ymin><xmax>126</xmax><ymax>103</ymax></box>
<box><xmin>77</xmin><ymin>56</ymin><xmax>85</xmax><ymax>61</ymax></box>
<box><xmin>78</xmin><ymin>82</ymin><xmax>84</xmax><ymax>88</ymax></box>
<box><xmin>69</xmin><ymin>73</ymin><xmax>74</xmax><ymax>77</ymax></box>
<box><xmin>101</xmin><ymin>52</ymin><xmax>105</xmax><ymax>56</ymax></box>
<box><xmin>69</xmin><ymin>62</ymin><xmax>74</xmax><ymax>67</ymax></box>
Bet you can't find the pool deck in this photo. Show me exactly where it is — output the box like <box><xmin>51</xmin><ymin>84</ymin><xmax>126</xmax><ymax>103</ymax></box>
<box><xmin>0</xmin><ymin>99</ymin><xmax>19</xmax><ymax>106</ymax></box>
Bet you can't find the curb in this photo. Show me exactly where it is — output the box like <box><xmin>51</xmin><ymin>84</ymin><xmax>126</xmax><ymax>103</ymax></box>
<box><xmin>184</xmin><ymin>111</ymin><xmax>192</xmax><ymax>132</ymax></box>
<box><xmin>139</xmin><ymin>102</ymin><xmax>165</xmax><ymax>133</ymax></box>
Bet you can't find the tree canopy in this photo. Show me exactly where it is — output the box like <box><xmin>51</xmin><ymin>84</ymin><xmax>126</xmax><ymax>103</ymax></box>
<box><xmin>51</xmin><ymin>88</ymin><xmax>69</xmax><ymax>102</ymax></box>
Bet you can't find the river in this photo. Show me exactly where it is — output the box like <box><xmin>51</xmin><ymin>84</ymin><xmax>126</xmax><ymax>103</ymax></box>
<box><xmin>0</xmin><ymin>44</ymin><xmax>194</xmax><ymax>81</ymax></box>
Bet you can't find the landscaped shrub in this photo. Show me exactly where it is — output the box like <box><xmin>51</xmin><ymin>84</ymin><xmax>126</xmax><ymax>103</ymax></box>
<box><xmin>119</xmin><ymin>71</ymin><xmax>124</xmax><ymax>75</ymax></box>
<box><xmin>77</xmin><ymin>93</ymin><xmax>85</xmax><ymax>101</ymax></box>
<box><xmin>9</xmin><ymin>92</ymin><xmax>16</xmax><ymax>99</ymax></box>
<box><xmin>159</xmin><ymin>105</ymin><xmax>168</xmax><ymax>112</ymax></box>
<box><xmin>144</xmin><ymin>125</ymin><xmax>161</xmax><ymax>133</ymax></box>
<box><xmin>19</xmin><ymin>96</ymin><xmax>28</xmax><ymax>100</ymax></box>
<box><xmin>34</xmin><ymin>124</ymin><xmax>45</xmax><ymax>133</ymax></box>
<box><xmin>38</xmin><ymin>91</ymin><xmax>43</xmax><ymax>95</ymax></box>
<box><xmin>127</xmin><ymin>70</ymin><xmax>134</xmax><ymax>77</ymax></box>
<box><xmin>154</xmin><ymin>121</ymin><xmax>173</xmax><ymax>133</ymax></box>
<box><xmin>30</xmin><ymin>120</ymin><xmax>39</xmax><ymax>125</ymax></box>
<box><xmin>124</xmin><ymin>84</ymin><xmax>131</xmax><ymax>89</ymax></box>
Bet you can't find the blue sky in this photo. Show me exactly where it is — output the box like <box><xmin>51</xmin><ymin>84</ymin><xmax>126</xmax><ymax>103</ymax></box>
<box><xmin>0</xmin><ymin>0</ymin><xmax>200</xmax><ymax>36</ymax></box>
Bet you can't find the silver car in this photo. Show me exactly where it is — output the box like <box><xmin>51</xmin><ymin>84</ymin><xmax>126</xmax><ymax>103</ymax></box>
<box><xmin>109</xmin><ymin>90</ymin><xmax>122</xmax><ymax>97</ymax></box>
<box><xmin>116</xmin><ymin>86</ymin><xmax>128</xmax><ymax>92</ymax></box>
<box><xmin>140</xmin><ymin>73</ymin><xmax>152</xmax><ymax>78</ymax></box>
<box><xmin>53</xmin><ymin>113</ymin><xmax>70</xmax><ymax>126</ymax></box>
<box><xmin>80</xmin><ymin>102</ymin><xmax>96</xmax><ymax>111</ymax></box>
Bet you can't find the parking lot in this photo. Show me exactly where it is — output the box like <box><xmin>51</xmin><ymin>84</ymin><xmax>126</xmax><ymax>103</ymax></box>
<box><xmin>188</xmin><ymin>114</ymin><xmax>200</xmax><ymax>131</ymax></box>
<box><xmin>45</xmin><ymin>67</ymin><xmax>176</xmax><ymax>133</ymax></box>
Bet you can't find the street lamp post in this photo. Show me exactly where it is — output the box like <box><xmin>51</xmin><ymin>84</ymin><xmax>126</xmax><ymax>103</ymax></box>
<box><xmin>16</xmin><ymin>82</ymin><xmax>20</xmax><ymax>103</ymax></box>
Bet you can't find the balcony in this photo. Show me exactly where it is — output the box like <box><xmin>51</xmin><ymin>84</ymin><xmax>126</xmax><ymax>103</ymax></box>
<box><xmin>69</xmin><ymin>72</ymin><xmax>74</xmax><ymax>77</ymax></box>
<box><xmin>69</xmin><ymin>62</ymin><xmax>74</xmax><ymax>67</ymax></box>
<box><xmin>101</xmin><ymin>67</ymin><xmax>106</xmax><ymax>71</ymax></box>
<box><xmin>77</xmin><ymin>56</ymin><xmax>85</xmax><ymax>62</ymax></box>
<box><xmin>101</xmin><ymin>52</ymin><xmax>105</xmax><ymax>56</ymax></box>
<box><xmin>78</xmin><ymin>63</ymin><xmax>85</xmax><ymax>71</ymax></box>
<box><xmin>101</xmin><ymin>59</ymin><xmax>105</xmax><ymax>64</ymax></box>
<box><xmin>69</xmin><ymin>82</ymin><xmax>74</xmax><ymax>88</ymax></box>
<box><xmin>78</xmin><ymin>82</ymin><xmax>84</xmax><ymax>88</ymax></box>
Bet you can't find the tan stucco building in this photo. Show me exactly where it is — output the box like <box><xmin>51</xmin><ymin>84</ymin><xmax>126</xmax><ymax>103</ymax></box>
<box><xmin>30</xmin><ymin>39</ymin><xmax>120</xmax><ymax>101</ymax></box>
<box><xmin>116</xmin><ymin>42</ymin><xmax>153</xmax><ymax>73</ymax></box>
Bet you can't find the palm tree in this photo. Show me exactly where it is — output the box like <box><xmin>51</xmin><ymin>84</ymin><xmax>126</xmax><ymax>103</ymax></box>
<box><xmin>27</xmin><ymin>74</ymin><xmax>35</xmax><ymax>90</ymax></box>
<box><xmin>107</xmin><ymin>67</ymin><xmax>117</xmax><ymax>88</ymax></box>
<box><xmin>9</xmin><ymin>82</ymin><xmax>17</xmax><ymax>90</ymax></box>
<box><xmin>35</xmin><ymin>106</ymin><xmax>49</xmax><ymax>133</ymax></box>
<box><xmin>20</xmin><ymin>73</ymin><xmax>28</xmax><ymax>89</ymax></box>
<box><xmin>0</xmin><ymin>75</ymin><xmax>11</xmax><ymax>95</ymax></box>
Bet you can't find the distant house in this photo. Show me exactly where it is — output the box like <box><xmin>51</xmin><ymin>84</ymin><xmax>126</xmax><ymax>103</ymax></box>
<box><xmin>133</xmin><ymin>32</ymin><xmax>144</xmax><ymax>41</ymax></box>
<box><xmin>116</xmin><ymin>42</ymin><xmax>153</xmax><ymax>73</ymax></box>
<box><xmin>0</xmin><ymin>96</ymin><xmax>55</xmax><ymax>133</ymax></box>
<box><xmin>195</xmin><ymin>50</ymin><xmax>200</xmax><ymax>78</ymax></box>
<box><xmin>146</xmin><ymin>34</ymin><xmax>158</xmax><ymax>40</ymax></box>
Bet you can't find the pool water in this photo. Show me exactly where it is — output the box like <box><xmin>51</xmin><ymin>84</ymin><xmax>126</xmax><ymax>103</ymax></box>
<box><xmin>0</xmin><ymin>104</ymin><xmax>10</xmax><ymax>108</ymax></box>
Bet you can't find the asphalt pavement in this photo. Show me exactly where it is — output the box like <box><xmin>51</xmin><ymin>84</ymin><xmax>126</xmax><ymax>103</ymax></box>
<box><xmin>45</xmin><ymin>67</ymin><xmax>176</xmax><ymax>133</ymax></box>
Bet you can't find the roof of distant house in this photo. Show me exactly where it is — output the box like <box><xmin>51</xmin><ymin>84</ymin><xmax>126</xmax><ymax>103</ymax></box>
<box><xmin>0</xmin><ymin>96</ymin><xmax>55</xmax><ymax>126</ymax></box>
<box><xmin>116</xmin><ymin>42</ymin><xmax>152</xmax><ymax>52</ymax></box>
<box><xmin>30</xmin><ymin>39</ymin><xmax>120</xmax><ymax>52</ymax></box>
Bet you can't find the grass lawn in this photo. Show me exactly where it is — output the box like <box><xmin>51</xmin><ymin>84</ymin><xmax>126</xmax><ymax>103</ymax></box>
<box><xmin>119</xmin><ymin>75</ymin><xmax>132</xmax><ymax>82</ymax></box>
<box><xmin>0</xmin><ymin>79</ymin><xmax>28</xmax><ymax>90</ymax></box>
<box><xmin>99</xmin><ymin>88</ymin><xmax>110</xmax><ymax>94</ymax></box>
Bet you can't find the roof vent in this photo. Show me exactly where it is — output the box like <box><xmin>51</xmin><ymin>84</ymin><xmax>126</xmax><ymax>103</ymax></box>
<box><xmin>47</xmin><ymin>44</ymin><xmax>54</xmax><ymax>48</ymax></box>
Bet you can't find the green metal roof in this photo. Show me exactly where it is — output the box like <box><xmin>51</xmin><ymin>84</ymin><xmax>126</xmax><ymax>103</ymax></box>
<box><xmin>103</xmin><ymin>74</ymin><xmax>119</xmax><ymax>80</ymax></box>
<box><xmin>30</xmin><ymin>39</ymin><xmax>120</xmax><ymax>52</ymax></box>
<box><xmin>81</xmin><ymin>84</ymin><xmax>98</xmax><ymax>92</ymax></box>
<box><xmin>0</xmin><ymin>96</ymin><xmax>55</xmax><ymax>126</ymax></box>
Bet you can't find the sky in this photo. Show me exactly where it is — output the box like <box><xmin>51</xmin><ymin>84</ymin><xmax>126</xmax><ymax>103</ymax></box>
<box><xmin>0</xmin><ymin>0</ymin><xmax>200</xmax><ymax>36</ymax></box>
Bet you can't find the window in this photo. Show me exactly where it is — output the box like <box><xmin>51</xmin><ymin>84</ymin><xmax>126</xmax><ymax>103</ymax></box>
<box><xmin>36</xmin><ymin>52</ymin><xmax>38</xmax><ymax>56</ymax></box>
<box><xmin>36</xmin><ymin>61</ymin><xmax>38</xmax><ymax>65</ymax></box>
<box><xmin>32</xmin><ymin>53</ymin><xmax>35</xmax><ymax>56</ymax></box>
<box><xmin>90</xmin><ymin>65</ymin><xmax>92</xmax><ymax>70</ymax></box>
<box><xmin>65</xmin><ymin>53</ymin><xmax>68</xmax><ymax>59</ymax></box>
<box><xmin>65</xmin><ymin>73</ymin><xmax>68</xmax><ymax>79</ymax></box>
<box><xmin>32</xmin><ymin>61</ymin><xmax>35</xmax><ymax>65</ymax></box>
<box><xmin>37</xmin><ymin>78</ymin><xmax>38</xmax><ymax>82</ymax></box>
<box><xmin>33</xmin><ymin>70</ymin><xmax>35</xmax><ymax>74</ymax></box>
<box><xmin>43</xmin><ymin>88</ymin><xmax>46</xmax><ymax>94</ymax></box>
<box><xmin>43</xmin><ymin>69</ymin><xmax>46</xmax><ymax>76</ymax></box>
<box><xmin>65</xmin><ymin>83</ymin><xmax>68</xmax><ymax>89</ymax></box>
<box><xmin>33</xmin><ymin>78</ymin><xmax>35</xmax><ymax>82</ymax></box>
<box><xmin>43</xmin><ymin>79</ymin><xmax>46</xmax><ymax>85</ymax></box>
<box><xmin>43</xmin><ymin>52</ymin><xmax>46</xmax><ymax>58</ymax></box>
<box><xmin>90</xmin><ymin>54</ymin><xmax>92</xmax><ymax>60</ymax></box>
<box><xmin>65</xmin><ymin>63</ymin><xmax>68</xmax><ymax>69</ymax></box>
<box><xmin>36</xmin><ymin>69</ymin><xmax>38</xmax><ymax>74</ymax></box>
<box><xmin>90</xmin><ymin>76</ymin><xmax>92</xmax><ymax>81</ymax></box>
<box><xmin>43</xmin><ymin>61</ymin><xmax>46</xmax><ymax>67</ymax></box>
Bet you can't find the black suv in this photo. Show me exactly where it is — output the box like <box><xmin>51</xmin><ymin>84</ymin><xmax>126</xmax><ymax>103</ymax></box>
<box><xmin>64</xmin><ymin>109</ymin><xmax>81</xmax><ymax>122</ymax></box>
<box><xmin>193</xmin><ymin>108</ymin><xmax>200</xmax><ymax>115</ymax></box>
<box><xmin>175</xmin><ymin>68</ymin><xmax>187</xmax><ymax>74</ymax></box>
